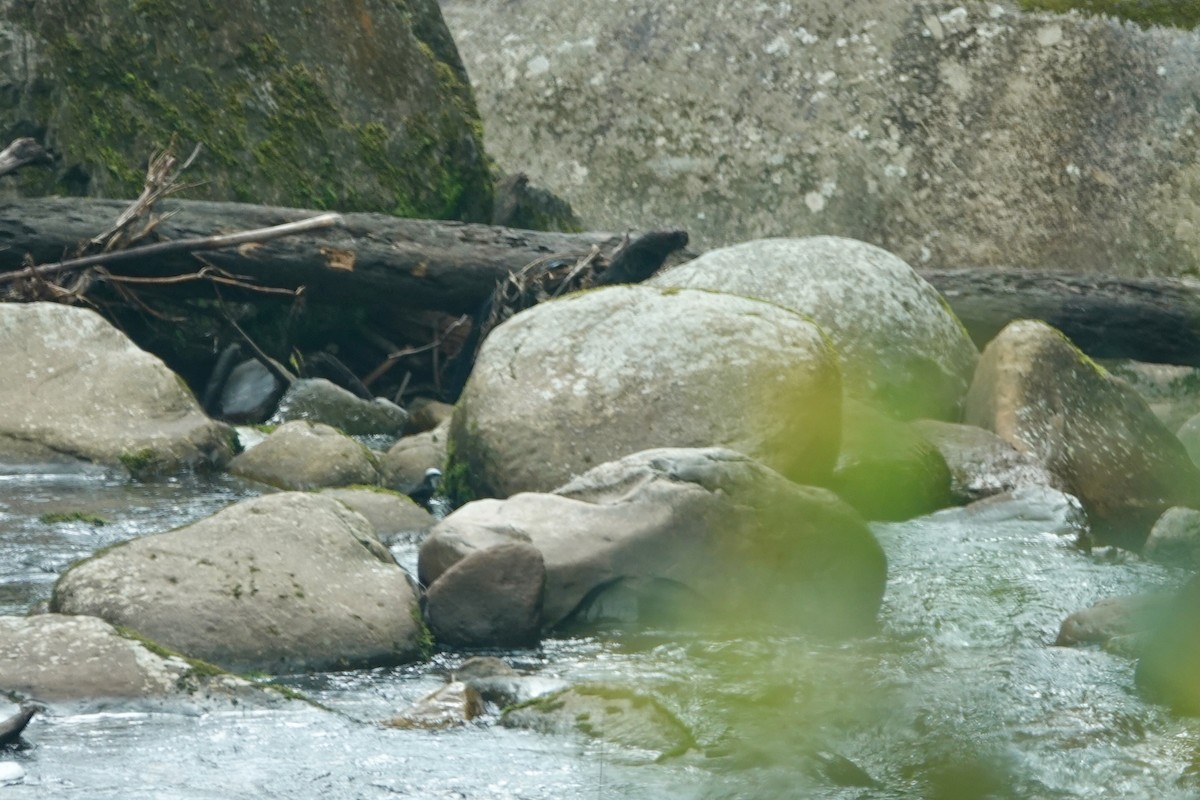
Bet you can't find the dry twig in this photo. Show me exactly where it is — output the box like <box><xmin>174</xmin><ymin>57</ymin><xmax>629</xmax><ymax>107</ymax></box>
<box><xmin>0</xmin><ymin>213</ymin><xmax>345</xmax><ymax>287</ymax></box>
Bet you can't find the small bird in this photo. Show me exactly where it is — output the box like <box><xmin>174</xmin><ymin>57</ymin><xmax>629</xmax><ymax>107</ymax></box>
<box><xmin>403</xmin><ymin>468</ymin><xmax>443</xmax><ymax>511</ymax></box>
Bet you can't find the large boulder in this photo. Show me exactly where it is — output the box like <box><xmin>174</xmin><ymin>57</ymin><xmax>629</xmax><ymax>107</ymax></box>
<box><xmin>449</xmin><ymin>285</ymin><xmax>841</xmax><ymax>499</ymax></box>
<box><xmin>965</xmin><ymin>320</ymin><xmax>1200</xmax><ymax>545</ymax></box>
<box><xmin>51</xmin><ymin>492</ymin><xmax>426</xmax><ymax>673</ymax></box>
<box><xmin>227</xmin><ymin>420</ymin><xmax>381</xmax><ymax>490</ymax></box>
<box><xmin>651</xmin><ymin>237</ymin><xmax>978</xmax><ymax>420</ymax></box>
<box><xmin>445</xmin><ymin>0</ymin><xmax>1200</xmax><ymax>274</ymax></box>
<box><xmin>0</xmin><ymin>303</ymin><xmax>232</xmax><ymax>475</ymax></box>
<box><xmin>0</xmin><ymin>0</ymin><xmax>491</xmax><ymax>219</ymax></box>
<box><xmin>421</xmin><ymin>448</ymin><xmax>887</xmax><ymax>637</ymax></box>
<box><xmin>0</xmin><ymin>614</ymin><xmax>282</xmax><ymax>706</ymax></box>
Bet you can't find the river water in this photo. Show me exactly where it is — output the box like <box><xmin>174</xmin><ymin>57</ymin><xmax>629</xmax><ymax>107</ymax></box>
<box><xmin>0</xmin><ymin>469</ymin><xmax>1197</xmax><ymax>799</ymax></box>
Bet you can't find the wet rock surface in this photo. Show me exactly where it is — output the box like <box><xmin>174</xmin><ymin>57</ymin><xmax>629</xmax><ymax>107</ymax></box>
<box><xmin>51</xmin><ymin>492</ymin><xmax>424</xmax><ymax>674</ymax></box>
<box><xmin>0</xmin><ymin>303</ymin><xmax>232</xmax><ymax>475</ymax></box>
<box><xmin>965</xmin><ymin>320</ymin><xmax>1200</xmax><ymax>546</ymax></box>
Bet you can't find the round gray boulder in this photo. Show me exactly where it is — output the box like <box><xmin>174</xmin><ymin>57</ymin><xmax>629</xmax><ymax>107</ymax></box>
<box><xmin>651</xmin><ymin>236</ymin><xmax>978</xmax><ymax>420</ymax></box>
<box><xmin>228</xmin><ymin>420</ymin><xmax>381</xmax><ymax>490</ymax></box>
<box><xmin>51</xmin><ymin>492</ymin><xmax>425</xmax><ymax>673</ymax></box>
<box><xmin>450</xmin><ymin>285</ymin><xmax>841</xmax><ymax>498</ymax></box>
<box><xmin>0</xmin><ymin>303</ymin><xmax>232</xmax><ymax>475</ymax></box>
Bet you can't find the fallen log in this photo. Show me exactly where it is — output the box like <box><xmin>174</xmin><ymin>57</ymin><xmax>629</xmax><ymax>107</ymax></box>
<box><xmin>2</xmin><ymin>196</ymin><xmax>1200</xmax><ymax>367</ymax></box>
<box><xmin>0</xmin><ymin>197</ymin><xmax>644</xmax><ymax>314</ymax></box>
<box><xmin>922</xmin><ymin>269</ymin><xmax>1200</xmax><ymax>367</ymax></box>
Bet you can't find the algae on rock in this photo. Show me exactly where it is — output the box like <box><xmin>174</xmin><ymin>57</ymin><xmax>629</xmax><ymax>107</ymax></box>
<box><xmin>1018</xmin><ymin>0</ymin><xmax>1200</xmax><ymax>30</ymax></box>
<box><xmin>0</xmin><ymin>0</ymin><xmax>492</xmax><ymax>220</ymax></box>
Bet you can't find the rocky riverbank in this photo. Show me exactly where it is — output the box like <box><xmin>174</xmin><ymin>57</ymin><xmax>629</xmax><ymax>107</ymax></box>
<box><xmin>4</xmin><ymin>232</ymin><xmax>1200</xmax><ymax>742</ymax></box>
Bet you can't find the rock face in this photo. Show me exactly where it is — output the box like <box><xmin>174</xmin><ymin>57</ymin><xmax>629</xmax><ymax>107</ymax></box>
<box><xmin>228</xmin><ymin>420</ymin><xmax>381</xmax><ymax>490</ymax></box>
<box><xmin>0</xmin><ymin>614</ymin><xmax>275</xmax><ymax>704</ymax></box>
<box><xmin>1</xmin><ymin>0</ymin><xmax>491</xmax><ymax>219</ymax></box>
<box><xmin>421</xmin><ymin>448</ymin><xmax>887</xmax><ymax>637</ymax></box>
<box><xmin>449</xmin><ymin>285</ymin><xmax>841</xmax><ymax>498</ymax></box>
<box><xmin>965</xmin><ymin>320</ymin><xmax>1200</xmax><ymax>545</ymax></box>
<box><xmin>52</xmin><ymin>493</ymin><xmax>425</xmax><ymax>673</ymax></box>
<box><xmin>444</xmin><ymin>0</ymin><xmax>1200</xmax><ymax>274</ymax></box>
<box><xmin>651</xmin><ymin>237</ymin><xmax>978</xmax><ymax>420</ymax></box>
<box><xmin>0</xmin><ymin>303</ymin><xmax>232</xmax><ymax>475</ymax></box>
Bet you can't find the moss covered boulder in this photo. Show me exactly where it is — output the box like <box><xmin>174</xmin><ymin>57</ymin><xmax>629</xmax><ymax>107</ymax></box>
<box><xmin>0</xmin><ymin>0</ymin><xmax>491</xmax><ymax>219</ymax></box>
<box><xmin>965</xmin><ymin>320</ymin><xmax>1200</xmax><ymax>546</ymax></box>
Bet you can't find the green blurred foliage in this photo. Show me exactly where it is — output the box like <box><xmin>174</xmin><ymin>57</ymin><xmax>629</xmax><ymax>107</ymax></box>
<box><xmin>1018</xmin><ymin>0</ymin><xmax>1200</xmax><ymax>29</ymax></box>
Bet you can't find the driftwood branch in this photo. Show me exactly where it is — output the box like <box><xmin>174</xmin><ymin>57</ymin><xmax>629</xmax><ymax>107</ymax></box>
<box><xmin>0</xmin><ymin>212</ymin><xmax>345</xmax><ymax>286</ymax></box>
<box><xmin>0</xmin><ymin>197</ymin><xmax>673</xmax><ymax>313</ymax></box>
<box><xmin>91</xmin><ymin>139</ymin><xmax>203</xmax><ymax>251</ymax></box>
<box><xmin>0</xmin><ymin>138</ymin><xmax>49</xmax><ymax>177</ymax></box>
<box><xmin>4</xmin><ymin>195</ymin><xmax>1200</xmax><ymax>369</ymax></box>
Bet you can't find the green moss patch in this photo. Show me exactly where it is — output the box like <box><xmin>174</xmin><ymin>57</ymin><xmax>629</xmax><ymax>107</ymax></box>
<box><xmin>10</xmin><ymin>1</ymin><xmax>493</xmax><ymax>219</ymax></box>
<box><xmin>1018</xmin><ymin>0</ymin><xmax>1200</xmax><ymax>29</ymax></box>
<box><xmin>40</xmin><ymin>511</ymin><xmax>109</xmax><ymax>526</ymax></box>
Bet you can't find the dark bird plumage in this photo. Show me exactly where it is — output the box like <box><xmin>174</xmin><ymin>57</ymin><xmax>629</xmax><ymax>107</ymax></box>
<box><xmin>403</xmin><ymin>467</ymin><xmax>443</xmax><ymax>510</ymax></box>
<box><xmin>0</xmin><ymin>703</ymin><xmax>38</xmax><ymax>747</ymax></box>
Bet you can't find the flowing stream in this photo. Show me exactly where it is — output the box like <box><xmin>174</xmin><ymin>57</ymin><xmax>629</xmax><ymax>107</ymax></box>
<box><xmin>1</xmin><ymin>469</ymin><xmax>1197</xmax><ymax>798</ymax></box>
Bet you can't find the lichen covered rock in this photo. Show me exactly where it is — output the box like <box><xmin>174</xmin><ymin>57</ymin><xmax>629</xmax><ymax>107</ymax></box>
<box><xmin>652</xmin><ymin>237</ymin><xmax>978</xmax><ymax>420</ymax></box>
<box><xmin>449</xmin><ymin>285</ymin><xmax>841</xmax><ymax>498</ymax></box>
<box><xmin>965</xmin><ymin>320</ymin><xmax>1200</xmax><ymax>545</ymax></box>
<box><xmin>444</xmin><ymin>1</ymin><xmax>1200</xmax><ymax>274</ymax></box>
<box><xmin>52</xmin><ymin>492</ymin><xmax>425</xmax><ymax>673</ymax></box>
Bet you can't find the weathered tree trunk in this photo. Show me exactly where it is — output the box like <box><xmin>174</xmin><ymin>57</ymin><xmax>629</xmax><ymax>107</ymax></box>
<box><xmin>922</xmin><ymin>269</ymin><xmax>1200</xmax><ymax>366</ymax></box>
<box><xmin>0</xmin><ymin>197</ymin><xmax>635</xmax><ymax>314</ymax></box>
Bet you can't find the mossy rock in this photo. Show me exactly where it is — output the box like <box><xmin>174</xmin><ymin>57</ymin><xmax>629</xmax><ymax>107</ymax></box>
<box><xmin>1017</xmin><ymin>0</ymin><xmax>1200</xmax><ymax>29</ymax></box>
<box><xmin>2</xmin><ymin>0</ymin><xmax>492</xmax><ymax>219</ymax></box>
